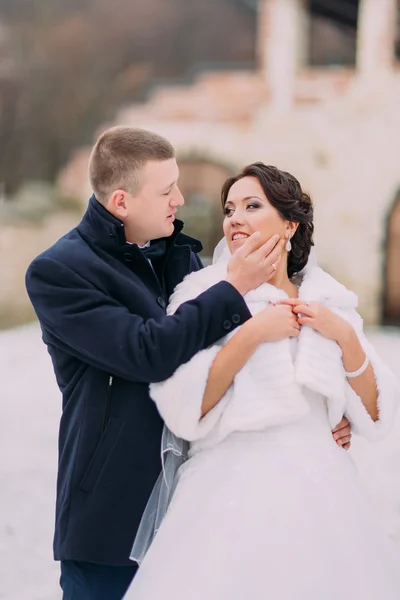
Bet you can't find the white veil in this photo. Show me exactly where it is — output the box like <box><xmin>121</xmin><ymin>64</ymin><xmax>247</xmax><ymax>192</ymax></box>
<box><xmin>212</xmin><ymin>236</ymin><xmax>232</xmax><ymax>265</ymax></box>
<box><xmin>130</xmin><ymin>428</ymin><xmax>189</xmax><ymax>565</ymax></box>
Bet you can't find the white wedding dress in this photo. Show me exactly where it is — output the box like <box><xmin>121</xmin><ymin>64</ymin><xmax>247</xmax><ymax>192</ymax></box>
<box><xmin>124</xmin><ymin>259</ymin><xmax>400</xmax><ymax>600</ymax></box>
<box><xmin>126</xmin><ymin>371</ymin><xmax>400</xmax><ymax>599</ymax></box>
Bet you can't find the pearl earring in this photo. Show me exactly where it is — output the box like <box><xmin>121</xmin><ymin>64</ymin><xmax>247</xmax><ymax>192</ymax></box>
<box><xmin>285</xmin><ymin>238</ymin><xmax>292</xmax><ymax>252</ymax></box>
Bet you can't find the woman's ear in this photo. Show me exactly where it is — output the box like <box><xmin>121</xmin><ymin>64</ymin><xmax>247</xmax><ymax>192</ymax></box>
<box><xmin>284</xmin><ymin>222</ymin><xmax>299</xmax><ymax>252</ymax></box>
<box><xmin>285</xmin><ymin>221</ymin><xmax>299</xmax><ymax>240</ymax></box>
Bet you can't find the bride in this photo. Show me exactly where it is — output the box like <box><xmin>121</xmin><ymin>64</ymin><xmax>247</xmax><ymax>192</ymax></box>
<box><xmin>124</xmin><ymin>163</ymin><xmax>400</xmax><ymax>599</ymax></box>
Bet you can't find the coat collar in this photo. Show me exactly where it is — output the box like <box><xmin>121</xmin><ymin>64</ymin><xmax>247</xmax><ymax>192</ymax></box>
<box><xmin>77</xmin><ymin>194</ymin><xmax>203</xmax><ymax>254</ymax></box>
<box><xmin>245</xmin><ymin>265</ymin><xmax>358</xmax><ymax>309</ymax></box>
<box><xmin>204</xmin><ymin>260</ymin><xmax>358</xmax><ymax>310</ymax></box>
<box><xmin>299</xmin><ymin>266</ymin><xmax>358</xmax><ymax>308</ymax></box>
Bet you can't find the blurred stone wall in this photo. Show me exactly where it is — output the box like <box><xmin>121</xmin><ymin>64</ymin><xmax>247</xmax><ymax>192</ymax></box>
<box><xmin>0</xmin><ymin>185</ymin><xmax>81</xmax><ymax>329</ymax></box>
<box><xmin>53</xmin><ymin>0</ymin><xmax>400</xmax><ymax>325</ymax></box>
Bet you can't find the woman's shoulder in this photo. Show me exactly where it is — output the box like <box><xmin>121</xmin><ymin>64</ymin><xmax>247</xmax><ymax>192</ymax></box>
<box><xmin>300</xmin><ymin>265</ymin><xmax>358</xmax><ymax>310</ymax></box>
<box><xmin>167</xmin><ymin>262</ymin><xmax>227</xmax><ymax>315</ymax></box>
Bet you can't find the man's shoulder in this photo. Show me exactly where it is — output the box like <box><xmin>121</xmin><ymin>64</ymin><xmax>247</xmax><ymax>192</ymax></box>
<box><xmin>26</xmin><ymin>226</ymin><xmax>92</xmax><ymax>288</ymax></box>
<box><xmin>28</xmin><ymin>226</ymin><xmax>89</xmax><ymax>271</ymax></box>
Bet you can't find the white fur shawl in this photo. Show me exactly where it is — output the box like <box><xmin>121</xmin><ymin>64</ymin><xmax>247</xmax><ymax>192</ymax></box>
<box><xmin>150</xmin><ymin>263</ymin><xmax>399</xmax><ymax>448</ymax></box>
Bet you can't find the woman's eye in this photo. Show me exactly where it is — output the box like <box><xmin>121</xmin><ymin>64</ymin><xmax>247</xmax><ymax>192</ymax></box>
<box><xmin>247</xmin><ymin>203</ymin><xmax>260</xmax><ymax>210</ymax></box>
<box><xmin>224</xmin><ymin>207</ymin><xmax>234</xmax><ymax>216</ymax></box>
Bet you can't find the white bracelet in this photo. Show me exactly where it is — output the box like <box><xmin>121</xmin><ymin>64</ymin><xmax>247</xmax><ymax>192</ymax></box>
<box><xmin>344</xmin><ymin>355</ymin><xmax>369</xmax><ymax>379</ymax></box>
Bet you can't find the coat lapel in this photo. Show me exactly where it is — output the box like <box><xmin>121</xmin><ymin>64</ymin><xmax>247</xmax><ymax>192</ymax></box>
<box><xmin>242</xmin><ymin>266</ymin><xmax>360</xmax><ymax>428</ymax></box>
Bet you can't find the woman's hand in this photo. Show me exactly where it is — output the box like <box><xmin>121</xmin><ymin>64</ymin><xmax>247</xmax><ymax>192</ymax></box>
<box><xmin>278</xmin><ymin>299</ymin><xmax>353</xmax><ymax>343</ymax></box>
<box><xmin>248</xmin><ymin>303</ymin><xmax>301</xmax><ymax>344</ymax></box>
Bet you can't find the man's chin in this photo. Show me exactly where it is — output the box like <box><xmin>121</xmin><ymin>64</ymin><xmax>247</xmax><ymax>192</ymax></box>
<box><xmin>158</xmin><ymin>222</ymin><xmax>175</xmax><ymax>239</ymax></box>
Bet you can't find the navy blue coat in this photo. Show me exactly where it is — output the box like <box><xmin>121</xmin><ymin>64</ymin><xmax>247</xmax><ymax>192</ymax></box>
<box><xmin>25</xmin><ymin>195</ymin><xmax>251</xmax><ymax>566</ymax></box>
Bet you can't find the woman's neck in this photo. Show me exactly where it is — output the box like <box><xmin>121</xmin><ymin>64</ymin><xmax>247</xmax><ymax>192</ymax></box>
<box><xmin>269</xmin><ymin>261</ymin><xmax>299</xmax><ymax>298</ymax></box>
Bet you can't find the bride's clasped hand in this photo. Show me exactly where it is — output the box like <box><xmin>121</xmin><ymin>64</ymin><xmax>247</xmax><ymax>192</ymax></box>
<box><xmin>278</xmin><ymin>297</ymin><xmax>355</xmax><ymax>343</ymax></box>
<box><xmin>245</xmin><ymin>302</ymin><xmax>300</xmax><ymax>342</ymax></box>
<box><xmin>247</xmin><ymin>284</ymin><xmax>358</xmax><ymax>346</ymax></box>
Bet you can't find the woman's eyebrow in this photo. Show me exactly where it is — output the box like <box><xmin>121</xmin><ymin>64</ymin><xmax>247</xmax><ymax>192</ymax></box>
<box><xmin>225</xmin><ymin>195</ymin><xmax>264</xmax><ymax>208</ymax></box>
<box><xmin>226</xmin><ymin>195</ymin><xmax>263</xmax><ymax>204</ymax></box>
<box><xmin>242</xmin><ymin>195</ymin><xmax>263</xmax><ymax>201</ymax></box>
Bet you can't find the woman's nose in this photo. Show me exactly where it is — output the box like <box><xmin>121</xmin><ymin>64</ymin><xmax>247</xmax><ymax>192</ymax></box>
<box><xmin>230</xmin><ymin>210</ymin><xmax>245</xmax><ymax>226</ymax></box>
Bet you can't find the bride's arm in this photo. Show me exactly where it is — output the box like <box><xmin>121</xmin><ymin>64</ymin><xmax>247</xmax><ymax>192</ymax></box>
<box><xmin>200</xmin><ymin>318</ymin><xmax>264</xmax><ymax>417</ymax></box>
<box><xmin>335</xmin><ymin>325</ymin><xmax>378</xmax><ymax>420</ymax></box>
<box><xmin>340</xmin><ymin>318</ymin><xmax>399</xmax><ymax>440</ymax></box>
<box><xmin>201</xmin><ymin>303</ymin><xmax>302</xmax><ymax>416</ymax></box>
<box><xmin>289</xmin><ymin>300</ymin><xmax>399</xmax><ymax>440</ymax></box>
<box><xmin>151</xmin><ymin>300</ymin><xmax>299</xmax><ymax>440</ymax></box>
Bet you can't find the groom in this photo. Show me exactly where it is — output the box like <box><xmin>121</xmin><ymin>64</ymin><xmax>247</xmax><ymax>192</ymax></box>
<box><xmin>26</xmin><ymin>126</ymin><xmax>351</xmax><ymax>600</ymax></box>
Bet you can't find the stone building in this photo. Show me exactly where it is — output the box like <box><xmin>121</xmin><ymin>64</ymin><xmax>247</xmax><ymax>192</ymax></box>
<box><xmin>58</xmin><ymin>0</ymin><xmax>400</xmax><ymax>325</ymax></box>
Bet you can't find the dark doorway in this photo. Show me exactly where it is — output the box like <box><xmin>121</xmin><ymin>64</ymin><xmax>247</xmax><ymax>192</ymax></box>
<box><xmin>309</xmin><ymin>0</ymin><xmax>360</xmax><ymax>66</ymax></box>
<box><xmin>383</xmin><ymin>190</ymin><xmax>400</xmax><ymax>325</ymax></box>
<box><xmin>177</xmin><ymin>158</ymin><xmax>234</xmax><ymax>260</ymax></box>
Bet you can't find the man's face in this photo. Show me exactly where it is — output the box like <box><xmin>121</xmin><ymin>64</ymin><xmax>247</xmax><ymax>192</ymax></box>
<box><xmin>110</xmin><ymin>158</ymin><xmax>184</xmax><ymax>245</ymax></box>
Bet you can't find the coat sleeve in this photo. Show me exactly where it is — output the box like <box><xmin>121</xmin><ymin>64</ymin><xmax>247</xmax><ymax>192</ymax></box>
<box><xmin>149</xmin><ymin>273</ymin><xmax>231</xmax><ymax>441</ymax></box>
<box><xmin>25</xmin><ymin>256</ymin><xmax>251</xmax><ymax>384</ymax></box>
<box><xmin>343</xmin><ymin>310</ymin><xmax>400</xmax><ymax>441</ymax></box>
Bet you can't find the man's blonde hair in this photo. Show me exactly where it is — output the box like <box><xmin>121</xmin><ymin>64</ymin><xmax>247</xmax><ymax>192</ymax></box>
<box><xmin>88</xmin><ymin>126</ymin><xmax>175</xmax><ymax>204</ymax></box>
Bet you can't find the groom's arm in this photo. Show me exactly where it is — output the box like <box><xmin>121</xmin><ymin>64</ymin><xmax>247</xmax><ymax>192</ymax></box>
<box><xmin>26</xmin><ymin>232</ymin><xmax>283</xmax><ymax>385</ymax></box>
<box><xmin>26</xmin><ymin>256</ymin><xmax>251</xmax><ymax>384</ymax></box>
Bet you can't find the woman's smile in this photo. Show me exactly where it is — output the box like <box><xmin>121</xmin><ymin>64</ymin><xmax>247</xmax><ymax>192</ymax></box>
<box><xmin>231</xmin><ymin>231</ymin><xmax>250</xmax><ymax>244</ymax></box>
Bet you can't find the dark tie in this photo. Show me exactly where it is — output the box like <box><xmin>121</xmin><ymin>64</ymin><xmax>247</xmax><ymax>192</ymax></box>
<box><xmin>140</xmin><ymin>240</ymin><xmax>167</xmax><ymax>261</ymax></box>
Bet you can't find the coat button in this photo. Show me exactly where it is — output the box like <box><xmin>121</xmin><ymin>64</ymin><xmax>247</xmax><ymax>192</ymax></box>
<box><xmin>123</xmin><ymin>253</ymin><xmax>132</xmax><ymax>262</ymax></box>
<box><xmin>223</xmin><ymin>320</ymin><xmax>232</xmax><ymax>330</ymax></box>
<box><xmin>157</xmin><ymin>297</ymin><xmax>166</xmax><ymax>309</ymax></box>
<box><xmin>232</xmin><ymin>314</ymin><xmax>241</xmax><ymax>324</ymax></box>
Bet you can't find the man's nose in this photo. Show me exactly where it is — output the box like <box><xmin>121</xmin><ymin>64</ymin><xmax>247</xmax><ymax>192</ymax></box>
<box><xmin>171</xmin><ymin>187</ymin><xmax>184</xmax><ymax>207</ymax></box>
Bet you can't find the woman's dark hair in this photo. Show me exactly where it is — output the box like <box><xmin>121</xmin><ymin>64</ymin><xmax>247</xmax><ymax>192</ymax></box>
<box><xmin>221</xmin><ymin>163</ymin><xmax>314</xmax><ymax>278</ymax></box>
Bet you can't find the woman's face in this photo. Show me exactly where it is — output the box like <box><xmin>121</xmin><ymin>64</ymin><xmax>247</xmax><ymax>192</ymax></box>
<box><xmin>223</xmin><ymin>176</ymin><xmax>295</xmax><ymax>254</ymax></box>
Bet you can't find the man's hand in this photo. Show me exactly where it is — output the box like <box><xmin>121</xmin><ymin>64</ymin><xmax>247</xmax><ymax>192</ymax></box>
<box><xmin>332</xmin><ymin>417</ymin><xmax>352</xmax><ymax>450</ymax></box>
<box><xmin>226</xmin><ymin>233</ymin><xmax>284</xmax><ymax>296</ymax></box>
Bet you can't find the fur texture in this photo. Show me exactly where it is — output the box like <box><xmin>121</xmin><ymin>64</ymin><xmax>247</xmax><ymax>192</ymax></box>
<box><xmin>150</xmin><ymin>263</ymin><xmax>399</xmax><ymax>447</ymax></box>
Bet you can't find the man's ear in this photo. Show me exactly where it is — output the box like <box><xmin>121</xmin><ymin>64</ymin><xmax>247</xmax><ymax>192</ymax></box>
<box><xmin>109</xmin><ymin>190</ymin><xmax>129</xmax><ymax>218</ymax></box>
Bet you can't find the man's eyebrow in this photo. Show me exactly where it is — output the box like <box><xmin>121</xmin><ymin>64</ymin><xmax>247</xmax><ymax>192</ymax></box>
<box><xmin>161</xmin><ymin>181</ymin><xmax>175</xmax><ymax>191</ymax></box>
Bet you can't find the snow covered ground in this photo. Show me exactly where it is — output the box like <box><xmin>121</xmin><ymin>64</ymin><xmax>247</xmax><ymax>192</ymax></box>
<box><xmin>0</xmin><ymin>323</ymin><xmax>400</xmax><ymax>600</ymax></box>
